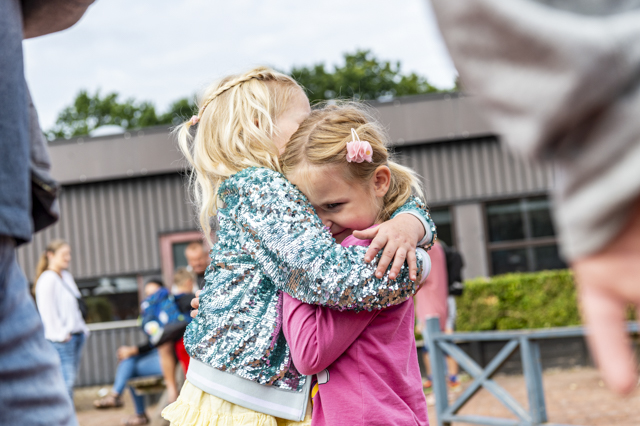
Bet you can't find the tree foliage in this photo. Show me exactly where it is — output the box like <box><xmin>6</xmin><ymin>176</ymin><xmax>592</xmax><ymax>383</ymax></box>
<box><xmin>48</xmin><ymin>49</ymin><xmax>447</xmax><ymax>140</ymax></box>
<box><xmin>290</xmin><ymin>49</ymin><xmax>443</xmax><ymax>103</ymax></box>
<box><xmin>46</xmin><ymin>90</ymin><xmax>195</xmax><ymax>140</ymax></box>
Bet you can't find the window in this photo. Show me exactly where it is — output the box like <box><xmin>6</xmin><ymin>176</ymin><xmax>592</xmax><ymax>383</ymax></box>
<box><xmin>485</xmin><ymin>197</ymin><xmax>566</xmax><ymax>275</ymax></box>
<box><xmin>430</xmin><ymin>207</ymin><xmax>454</xmax><ymax>247</ymax></box>
<box><xmin>77</xmin><ymin>275</ymin><xmax>141</xmax><ymax>323</ymax></box>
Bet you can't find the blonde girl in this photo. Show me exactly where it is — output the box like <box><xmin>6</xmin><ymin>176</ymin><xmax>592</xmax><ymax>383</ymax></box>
<box><xmin>162</xmin><ymin>67</ymin><xmax>436</xmax><ymax>425</ymax></box>
<box><xmin>280</xmin><ymin>104</ymin><xmax>430</xmax><ymax>426</ymax></box>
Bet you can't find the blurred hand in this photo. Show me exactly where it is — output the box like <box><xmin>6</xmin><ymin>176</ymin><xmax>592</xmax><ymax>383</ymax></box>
<box><xmin>353</xmin><ymin>214</ymin><xmax>424</xmax><ymax>281</ymax></box>
<box><xmin>190</xmin><ymin>290</ymin><xmax>201</xmax><ymax>318</ymax></box>
<box><xmin>573</xmin><ymin>200</ymin><xmax>640</xmax><ymax>395</ymax></box>
<box><xmin>117</xmin><ymin>345</ymin><xmax>138</xmax><ymax>361</ymax></box>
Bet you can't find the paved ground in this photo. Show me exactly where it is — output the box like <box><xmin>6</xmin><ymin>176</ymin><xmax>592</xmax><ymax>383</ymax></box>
<box><xmin>75</xmin><ymin>367</ymin><xmax>639</xmax><ymax>425</ymax></box>
<box><xmin>426</xmin><ymin>367</ymin><xmax>640</xmax><ymax>426</ymax></box>
<box><xmin>75</xmin><ymin>386</ymin><xmax>167</xmax><ymax>426</ymax></box>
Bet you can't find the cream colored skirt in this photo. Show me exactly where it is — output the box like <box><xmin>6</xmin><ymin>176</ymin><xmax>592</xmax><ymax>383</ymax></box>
<box><xmin>162</xmin><ymin>381</ymin><xmax>312</xmax><ymax>426</ymax></box>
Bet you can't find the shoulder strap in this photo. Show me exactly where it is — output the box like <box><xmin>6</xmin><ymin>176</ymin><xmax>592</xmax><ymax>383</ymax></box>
<box><xmin>55</xmin><ymin>271</ymin><xmax>80</xmax><ymax>298</ymax></box>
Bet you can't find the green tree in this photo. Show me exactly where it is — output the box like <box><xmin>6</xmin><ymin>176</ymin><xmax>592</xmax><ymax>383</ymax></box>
<box><xmin>47</xmin><ymin>90</ymin><xmax>195</xmax><ymax>140</ymax></box>
<box><xmin>290</xmin><ymin>49</ymin><xmax>444</xmax><ymax>103</ymax></box>
<box><xmin>160</xmin><ymin>97</ymin><xmax>197</xmax><ymax>126</ymax></box>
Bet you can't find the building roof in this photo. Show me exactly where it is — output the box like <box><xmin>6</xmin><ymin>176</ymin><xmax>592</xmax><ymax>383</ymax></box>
<box><xmin>48</xmin><ymin>93</ymin><xmax>493</xmax><ymax>185</ymax></box>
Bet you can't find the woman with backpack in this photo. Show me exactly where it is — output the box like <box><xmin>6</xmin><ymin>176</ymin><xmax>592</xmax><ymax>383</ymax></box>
<box><xmin>34</xmin><ymin>239</ymin><xmax>89</xmax><ymax>402</ymax></box>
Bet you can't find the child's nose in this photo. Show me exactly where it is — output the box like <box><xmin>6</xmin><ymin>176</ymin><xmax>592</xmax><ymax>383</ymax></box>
<box><xmin>321</xmin><ymin>218</ymin><xmax>333</xmax><ymax>230</ymax></box>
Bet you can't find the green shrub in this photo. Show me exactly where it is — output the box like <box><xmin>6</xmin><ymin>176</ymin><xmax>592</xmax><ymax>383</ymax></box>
<box><xmin>85</xmin><ymin>296</ymin><xmax>113</xmax><ymax>323</ymax></box>
<box><xmin>455</xmin><ymin>270</ymin><xmax>581</xmax><ymax>331</ymax></box>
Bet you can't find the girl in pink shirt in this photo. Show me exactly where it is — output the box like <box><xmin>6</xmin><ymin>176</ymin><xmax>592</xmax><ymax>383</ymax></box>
<box><xmin>280</xmin><ymin>103</ymin><xmax>433</xmax><ymax>426</ymax></box>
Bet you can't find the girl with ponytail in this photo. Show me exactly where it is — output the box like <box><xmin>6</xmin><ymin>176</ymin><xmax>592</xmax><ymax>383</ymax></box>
<box><xmin>163</xmin><ymin>68</ymin><xmax>435</xmax><ymax>425</ymax></box>
<box><xmin>279</xmin><ymin>103</ymin><xmax>431</xmax><ymax>425</ymax></box>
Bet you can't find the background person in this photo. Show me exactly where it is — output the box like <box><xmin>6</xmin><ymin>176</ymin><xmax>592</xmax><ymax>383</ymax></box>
<box><xmin>414</xmin><ymin>241</ymin><xmax>459</xmax><ymax>391</ymax></box>
<box><xmin>94</xmin><ymin>279</ymin><xmax>167</xmax><ymax>426</ymax></box>
<box><xmin>184</xmin><ymin>241</ymin><xmax>208</xmax><ymax>290</ymax></box>
<box><xmin>170</xmin><ymin>268</ymin><xmax>197</xmax><ymax>373</ymax></box>
<box><xmin>431</xmin><ymin>0</ymin><xmax>640</xmax><ymax>394</ymax></box>
<box><xmin>0</xmin><ymin>1</ymin><xmax>94</xmax><ymax>424</ymax></box>
<box><xmin>34</xmin><ymin>239</ymin><xmax>89</xmax><ymax>402</ymax></box>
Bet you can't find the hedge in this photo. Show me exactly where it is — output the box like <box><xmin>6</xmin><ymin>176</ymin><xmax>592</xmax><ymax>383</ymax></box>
<box><xmin>455</xmin><ymin>269</ymin><xmax>582</xmax><ymax>332</ymax></box>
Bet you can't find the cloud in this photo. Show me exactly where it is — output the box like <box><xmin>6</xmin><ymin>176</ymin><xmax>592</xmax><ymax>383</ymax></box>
<box><xmin>23</xmin><ymin>0</ymin><xmax>456</xmax><ymax>130</ymax></box>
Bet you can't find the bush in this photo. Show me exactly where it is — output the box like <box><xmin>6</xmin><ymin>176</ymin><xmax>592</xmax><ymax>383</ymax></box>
<box><xmin>85</xmin><ymin>296</ymin><xmax>114</xmax><ymax>323</ymax></box>
<box><xmin>455</xmin><ymin>270</ymin><xmax>581</xmax><ymax>332</ymax></box>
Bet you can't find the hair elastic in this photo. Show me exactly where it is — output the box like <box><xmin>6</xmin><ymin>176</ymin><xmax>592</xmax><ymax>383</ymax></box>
<box><xmin>346</xmin><ymin>128</ymin><xmax>373</xmax><ymax>163</ymax></box>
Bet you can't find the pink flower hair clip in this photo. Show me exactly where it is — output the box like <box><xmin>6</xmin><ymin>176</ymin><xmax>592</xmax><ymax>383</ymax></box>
<box><xmin>346</xmin><ymin>128</ymin><xmax>373</xmax><ymax>163</ymax></box>
<box><xmin>189</xmin><ymin>115</ymin><xmax>200</xmax><ymax>126</ymax></box>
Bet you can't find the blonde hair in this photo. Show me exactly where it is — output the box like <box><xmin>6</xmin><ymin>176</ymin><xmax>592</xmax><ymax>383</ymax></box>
<box><xmin>177</xmin><ymin>66</ymin><xmax>305</xmax><ymax>243</ymax></box>
<box><xmin>281</xmin><ymin>103</ymin><xmax>423</xmax><ymax>223</ymax></box>
<box><xmin>34</xmin><ymin>239</ymin><xmax>69</xmax><ymax>294</ymax></box>
<box><xmin>173</xmin><ymin>267</ymin><xmax>196</xmax><ymax>289</ymax></box>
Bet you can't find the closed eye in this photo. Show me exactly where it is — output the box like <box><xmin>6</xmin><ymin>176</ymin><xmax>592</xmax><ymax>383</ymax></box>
<box><xmin>326</xmin><ymin>203</ymin><xmax>342</xmax><ymax>210</ymax></box>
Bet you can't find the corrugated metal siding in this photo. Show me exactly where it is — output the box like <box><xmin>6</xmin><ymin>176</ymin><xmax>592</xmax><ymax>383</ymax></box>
<box><xmin>16</xmin><ymin>174</ymin><xmax>196</xmax><ymax>283</ymax></box>
<box><xmin>76</xmin><ymin>320</ymin><xmax>147</xmax><ymax>387</ymax></box>
<box><xmin>395</xmin><ymin>137</ymin><xmax>554</xmax><ymax>205</ymax></box>
<box><xmin>17</xmin><ymin>137</ymin><xmax>555</xmax><ymax>282</ymax></box>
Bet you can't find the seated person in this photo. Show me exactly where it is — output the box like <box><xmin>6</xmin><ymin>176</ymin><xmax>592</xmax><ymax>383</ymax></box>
<box><xmin>93</xmin><ymin>276</ymin><xmax>193</xmax><ymax>425</ymax></box>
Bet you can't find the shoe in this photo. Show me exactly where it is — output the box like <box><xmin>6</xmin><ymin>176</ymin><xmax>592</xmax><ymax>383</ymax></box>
<box><xmin>448</xmin><ymin>375</ymin><xmax>461</xmax><ymax>392</ymax></box>
<box><xmin>122</xmin><ymin>413</ymin><xmax>149</xmax><ymax>426</ymax></box>
<box><xmin>93</xmin><ymin>393</ymin><xmax>123</xmax><ymax>409</ymax></box>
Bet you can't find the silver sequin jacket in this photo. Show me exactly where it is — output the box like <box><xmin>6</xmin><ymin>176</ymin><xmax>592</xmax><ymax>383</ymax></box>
<box><xmin>184</xmin><ymin>167</ymin><xmax>436</xmax><ymax>394</ymax></box>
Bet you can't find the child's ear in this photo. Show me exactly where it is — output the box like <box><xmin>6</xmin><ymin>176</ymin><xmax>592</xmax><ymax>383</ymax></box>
<box><xmin>372</xmin><ymin>166</ymin><xmax>391</xmax><ymax>197</ymax></box>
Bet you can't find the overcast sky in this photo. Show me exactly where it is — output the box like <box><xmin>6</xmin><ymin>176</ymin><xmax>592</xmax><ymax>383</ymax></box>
<box><xmin>23</xmin><ymin>0</ymin><xmax>457</xmax><ymax>131</ymax></box>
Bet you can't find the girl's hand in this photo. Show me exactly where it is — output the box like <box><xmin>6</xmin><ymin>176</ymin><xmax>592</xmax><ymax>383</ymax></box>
<box><xmin>190</xmin><ymin>290</ymin><xmax>201</xmax><ymax>318</ymax></box>
<box><xmin>352</xmin><ymin>214</ymin><xmax>425</xmax><ymax>281</ymax></box>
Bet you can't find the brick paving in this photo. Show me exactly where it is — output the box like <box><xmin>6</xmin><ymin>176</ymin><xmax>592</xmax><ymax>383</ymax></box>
<box><xmin>426</xmin><ymin>367</ymin><xmax>640</xmax><ymax>426</ymax></box>
<box><xmin>75</xmin><ymin>367</ymin><xmax>639</xmax><ymax>425</ymax></box>
<box><xmin>75</xmin><ymin>386</ymin><xmax>167</xmax><ymax>426</ymax></box>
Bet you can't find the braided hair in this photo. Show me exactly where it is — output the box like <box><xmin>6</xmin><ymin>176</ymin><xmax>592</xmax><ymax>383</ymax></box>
<box><xmin>177</xmin><ymin>67</ymin><xmax>305</xmax><ymax>243</ymax></box>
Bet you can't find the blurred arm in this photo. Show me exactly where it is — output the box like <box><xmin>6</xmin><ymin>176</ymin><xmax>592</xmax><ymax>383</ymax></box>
<box><xmin>22</xmin><ymin>0</ymin><xmax>95</xmax><ymax>39</ymax></box>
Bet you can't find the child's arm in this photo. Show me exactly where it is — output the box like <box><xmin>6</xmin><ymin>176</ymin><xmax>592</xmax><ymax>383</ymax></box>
<box><xmin>355</xmin><ymin>196</ymin><xmax>437</xmax><ymax>279</ymax></box>
<box><xmin>282</xmin><ymin>293</ymin><xmax>376</xmax><ymax>375</ymax></box>
<box><xmin>225</xmin><ymin>167</ymin><xmax>428</xmax><ymax>311</ymax></box>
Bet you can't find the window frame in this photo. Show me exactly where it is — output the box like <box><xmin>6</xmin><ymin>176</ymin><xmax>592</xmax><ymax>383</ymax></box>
<box><xmin>483</xmin><ymin>196</ymin><xmax>564</xmax><ymax>276</ymax></box>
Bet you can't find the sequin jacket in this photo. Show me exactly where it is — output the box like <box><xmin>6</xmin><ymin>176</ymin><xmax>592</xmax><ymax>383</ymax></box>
<box><xmin>184</xmin><ymin>167</ymin><xmax>436</xmax><ymax>394</ymax></box>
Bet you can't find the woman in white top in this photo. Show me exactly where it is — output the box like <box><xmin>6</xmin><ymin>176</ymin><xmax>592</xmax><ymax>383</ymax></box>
<box><xmin>34</xmin><ymin>239</ymin><xmax>89</xmax><ymax>401</ymax></box>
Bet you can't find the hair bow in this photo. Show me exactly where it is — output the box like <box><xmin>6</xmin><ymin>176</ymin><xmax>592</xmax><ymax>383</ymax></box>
<box><xmin>346</xmin><ymin>128</ymin><xmax>373</xmax><ymax>163</ymax></box>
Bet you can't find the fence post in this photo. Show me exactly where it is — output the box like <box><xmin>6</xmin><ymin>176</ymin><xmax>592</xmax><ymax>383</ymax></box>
<box><xmin>426</xmin><ymin>317</ymin><xmax>449</xmax><ymax>426</ymax></box>
<box><xmin>520</xmin><ymin>336</ymin><xmax>547</xmax><ymax>424</ymax></box>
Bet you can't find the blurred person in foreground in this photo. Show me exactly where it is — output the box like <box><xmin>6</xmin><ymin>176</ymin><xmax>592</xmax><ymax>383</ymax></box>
<box><xmin>184</xmin><ymin>241</ymin><xmax>208</xmax><ymax>290</ymax></box>
<box><xmin>0</xmin><ymin>1</ymin><xmax>94</xmax><ymax>424</ymax></box>
<box><xmin>431</xmin><ymin>0</ymin><xmax>640</xmax><ymax>394</ymax></box>
<box><xmin>34</xmin><ymin>240</ymin><xmax>89</xmax><ymax>402</ymax></box>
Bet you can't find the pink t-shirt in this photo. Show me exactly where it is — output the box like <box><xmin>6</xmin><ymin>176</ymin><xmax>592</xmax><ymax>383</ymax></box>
<box><xmin>414</xmin><ymin>242</ymin><xmax>448</xmax><ymax>330</ymax></box>
<box><xmin>282</xmin><ymin>234</ymin><xmax>429</xmax><ymax>426</ymax></box>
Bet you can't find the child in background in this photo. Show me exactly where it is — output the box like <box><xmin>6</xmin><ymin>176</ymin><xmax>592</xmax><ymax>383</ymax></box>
<box><xmin>162</xmin><ymin>67</ymin><xmax>436</xmax><ymax>425</ymax></box>
<box><xmin>171</xmin><ymin>268</ymin><xmax>197</xmax><ymax>372</ymax></box>
<box><xmin>280</xmin><ymin>104</ymin><xmax>430</xmax><ymax>426</ymax></box>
